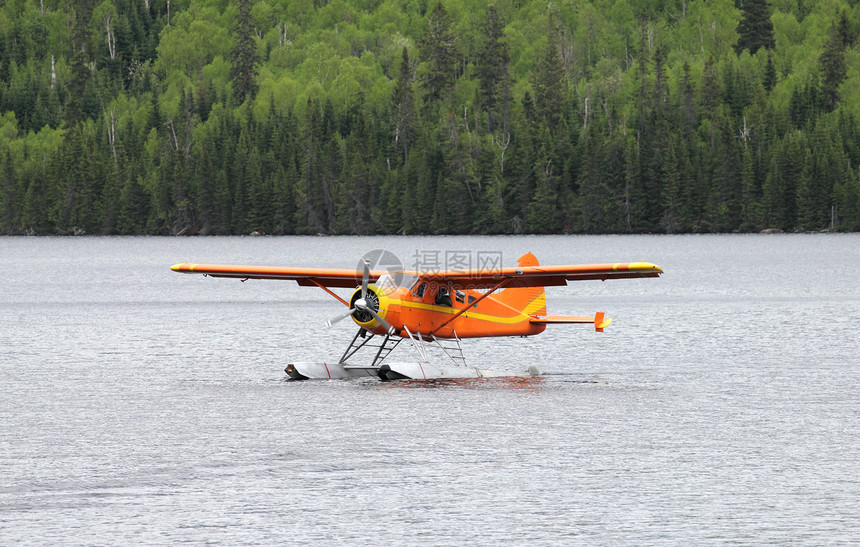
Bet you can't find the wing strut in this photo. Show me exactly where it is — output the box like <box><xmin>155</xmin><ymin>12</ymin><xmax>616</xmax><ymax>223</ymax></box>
<box><xmin>309</xmin><ymin>279</ymin><xmax>350</xmax><ymax>307</ymax></box>
<box><xmin>429</xmin><ymin>278</ymin><xmax>510</xmax><ymax>336</ymax></box>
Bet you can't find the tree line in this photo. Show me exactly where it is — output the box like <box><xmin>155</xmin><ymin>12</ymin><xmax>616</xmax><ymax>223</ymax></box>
<box><xmin>1</xmin><ymin>0</ymin><xmax>859</xmax><ymax>235</ymax></box>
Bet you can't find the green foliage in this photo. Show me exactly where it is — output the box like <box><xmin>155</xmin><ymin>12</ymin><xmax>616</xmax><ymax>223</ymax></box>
<box><xmin>417</xmin><ymin>2</ymin><xmax>459</xmax><ymax>113</ymax></box>
<box><xmin>2</xmin><ymin>0</ymin><xmax>860</xmax><ymax>236</ymax></box>
<box><xmin>735</xmin><ymin>0</ymin><xmax>776</xmax><ymax>55</ymax></box>
<box><xmin>819</xmin><ymin>21</ymin><xmax>848</xmax><ymax>112</ymax></box>
<box><xmin>230</xmin><ymin>0</ymin><xmax>260</xmax><ymax>105</ymax></box>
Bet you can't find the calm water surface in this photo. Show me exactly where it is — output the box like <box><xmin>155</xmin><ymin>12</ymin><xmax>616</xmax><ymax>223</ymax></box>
<box><xmin>1</xmin><ymin>235</ymin><xmax>858</xmax><ymax>544</ymax></box>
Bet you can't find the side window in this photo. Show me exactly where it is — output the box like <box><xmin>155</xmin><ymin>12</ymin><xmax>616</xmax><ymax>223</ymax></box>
<box><xmin>413</xmin><ymin>282</ymin><xmax>427</xmax><ymax>298</ymax></box>
<box><xmin>435</xmin><ymin>286</ymin><xmax>452</xmax><ymax>307</ymax></box>
<box><xmin>455</xmin><ymin>290</ymin><xmax>465</xmax><ymax>304</ymax></box>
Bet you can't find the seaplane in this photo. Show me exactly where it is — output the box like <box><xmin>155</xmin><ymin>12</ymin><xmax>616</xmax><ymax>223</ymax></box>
<box><xmin>171</xmin><ymin>252</ymin><xmax>662</xmax><ymax>381</ymax></box>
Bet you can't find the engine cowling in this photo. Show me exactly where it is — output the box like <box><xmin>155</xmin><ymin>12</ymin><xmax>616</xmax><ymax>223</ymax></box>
<box><xmin>349</xmin><ymin>284</ymin><xmax>393</xmax><ymax>332</ymax></box>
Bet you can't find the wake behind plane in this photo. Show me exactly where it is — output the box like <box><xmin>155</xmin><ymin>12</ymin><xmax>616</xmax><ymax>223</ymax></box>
<box><xmin>171</xmin><ymin>252</ymin><xmax>662</xmax><ymax>381</ymax></box>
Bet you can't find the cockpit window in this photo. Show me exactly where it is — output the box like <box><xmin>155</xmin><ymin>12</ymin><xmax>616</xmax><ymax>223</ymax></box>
<box><xmin>413</xmin><ymin>281</ymin><xmax>427</xmax><ymax>298</ymax></box>
<box><xmin>455</xmin><ymin>290</ymin><xmax>465</xmax><ymax>304</ymax></box>
<box><xmin>378</xmin><ymin>273</ymin><xmax>420</xmax><ymax>291</ymax></box>
<box><xmin>375</xmin><ymin>273</ymin><xmax>395</xmax><ymax>292</ymax></box>
<box><xmin>397</xmin><ymin>273</ymin><xmax>420</xmax><ymax>289</ymax></box>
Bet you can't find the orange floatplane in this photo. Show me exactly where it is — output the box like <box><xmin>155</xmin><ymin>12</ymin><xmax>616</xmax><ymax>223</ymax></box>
<box><xmin>171</xmin><ymin>252</ymin><xmax>662</xmax><ymax>380</ymax></box>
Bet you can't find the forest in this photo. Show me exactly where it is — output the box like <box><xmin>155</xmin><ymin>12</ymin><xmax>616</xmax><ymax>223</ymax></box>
<box><xmin>1</xmin><ymin>0</ymin><xmax>859</xmax><ymax>235</ymax></box>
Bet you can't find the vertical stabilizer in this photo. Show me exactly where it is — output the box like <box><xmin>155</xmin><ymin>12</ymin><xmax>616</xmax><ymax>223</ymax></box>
<box><xmin>495</xmin><ymin>252</ymin><xmax>547</xmax><ymax>316</ymax></box>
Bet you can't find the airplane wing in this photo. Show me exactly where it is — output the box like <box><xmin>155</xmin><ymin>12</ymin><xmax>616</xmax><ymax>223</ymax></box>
<box><xmin>171</xmin><ymin>260</ymin><xmax>663</xmax><ymax>290</ymax></box>
<box><xmin>170</xmin><ymin>263</ymin><xmax>384</xmax><ymax>288</ymax></box>
<box><xmin>414</xmin><ymin>262</ymin><xmax>663</xmax><ymax>290</ymax></box>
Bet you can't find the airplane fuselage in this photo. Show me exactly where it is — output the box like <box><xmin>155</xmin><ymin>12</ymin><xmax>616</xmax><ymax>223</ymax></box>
<box><xmin>353</xmin><ymin>283</ymin><xmax>547</xmax><ymax>339</ymax></box>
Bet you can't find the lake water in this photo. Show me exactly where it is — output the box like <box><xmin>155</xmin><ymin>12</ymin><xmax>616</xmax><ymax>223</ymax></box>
<box><xmin>1</xmin><ymin>234</ymin><xmax>858</xmax><ymax>544</ymax></box>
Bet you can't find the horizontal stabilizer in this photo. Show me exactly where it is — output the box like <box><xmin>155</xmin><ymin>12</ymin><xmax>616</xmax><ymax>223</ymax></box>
<box><xmin>530</xmin><ymin>312</ymin><xmax>612</xmax><ymax>332</ymax></box>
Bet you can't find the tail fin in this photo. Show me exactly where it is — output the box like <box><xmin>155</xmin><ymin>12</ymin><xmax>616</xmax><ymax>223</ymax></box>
<box><xmin>495</xmin><ymin>252</ymin><xmax>547</xmax><ymax>316</ymax></box>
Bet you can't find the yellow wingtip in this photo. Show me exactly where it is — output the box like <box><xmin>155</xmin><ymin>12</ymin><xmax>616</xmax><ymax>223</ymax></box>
<box><xmin>627</xmin><ymin>261</ymin><xmax>663</xmax><ymax>275</ymax></box>
<box><xmin>170</xmin><ymin>263</ymin><xmax>185</xmax><ymax>272</ymax></box>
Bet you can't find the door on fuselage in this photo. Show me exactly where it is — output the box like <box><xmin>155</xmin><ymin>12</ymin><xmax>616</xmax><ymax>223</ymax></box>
<box><xmin>401</xmin><ymin>281</ymin><xmax>457</xmax><ymax>335</ymax></box>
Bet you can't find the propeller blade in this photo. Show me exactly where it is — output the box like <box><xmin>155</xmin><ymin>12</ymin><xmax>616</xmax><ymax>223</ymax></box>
<box><xmin>326</xmin><ymin>308</ymin><xmax>356</xmax><ymax>327</ymax></box>
<box><xmin>361</xmin><ymin>260</ymin><xmax>370</xmax><ymax>300</ymax></box>
<box><xmin>366</xmin><ymin>307</ymin><xmax>396</xmax><ymax>336</ymax></box>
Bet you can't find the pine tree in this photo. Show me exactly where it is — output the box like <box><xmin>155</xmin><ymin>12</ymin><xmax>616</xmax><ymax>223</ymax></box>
<box><xmin>763</xmin><ymin>51</ymin><xmax>777</xmax><ymax>93</ymax></box>
<box><xmin>789</xmin><ymin>77</ymin><xmax>821</xmax><ymax>128</ymax></box>
<box><xmin>431</xmin><ymin>112</ymin><xmax>476</xmax><ymax>234</ymax></box>
<box><xmin>526</xmin><ymin>124</ymin><xmax>562</xmax><ymax>233</ymax></box>
<box><xmin>820</xmin><ymin>22</ymin><xmax>848</xmax><ymax>113</ymax></box>
<box><xmin>391</xmin><ymin>48</ymin><xmax>416</xmax><ymax>166</ymax></box>
<box><xmin>701</xmin><ymin>56</ymin><xmax>722</xmax><ymax>149</ymax></box>
<box><xmin>339</xmin><ymin>111</ymin><xmax>376</xmax><ymax>234</ymax></box>
<box><xmin>295</xmin><ymin>100</ymin><xmax>327</xmax><ymax>234</ymax></box>
<box><xmin>646</xmin><ymin>46</ymin><xmax>671</xmax><ymax>232</ymax></box>
<box><xmin>837</xmin><ymin>8</ymin><xmax>857</xmax><ymax>48</ymax></box>
<box><xmin>505</xmin><ymin>93</ymin><xmax>539</xmax><ymax>230</ymax></box>
<box><xmin>530</xmin><ymin>19</ymin><xmax>566</xmax><ymax>131</ymax></box>
<box><xmin>405</xmin><ymin>130</ymin><xmax>439</xmax><ymax>233</ymax></box>
<box><xmin>1</xmin><ymin>150</ymin><xmax>18</xmax><ymax>233</ymax></box>
<box><xmin>577</xmin><ymin>120</ymin><xmax>608</xmax><ymax>232</ymax></box>
<box><xmin>660</xmin><ymin>134</ymin><xmax>682</xmax><ymax>234</ymax></box>
<box><xmin>418</xmin><ymin>2</ymin><xmax>458</xmax><ymax>111</ymax></box>
<box><xmin>475</xmin><ymin>5</ymin><xmax>512</xmax><ymax>134</ymax></box>
<box><xmin>734</xmin><ymin>0</ymin><xmax>775</xmax><ymax>55</ymax></box>
<box><xmin>230</xmin><ymin>0</ymin><xmax>259</xmax><ymax>105</ymax></box>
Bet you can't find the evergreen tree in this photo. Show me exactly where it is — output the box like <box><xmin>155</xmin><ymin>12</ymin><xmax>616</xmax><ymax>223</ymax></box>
<box><xmin>837</xmin><ymin>8</ymin><xmax>857</xmax><ymax>48</ymax></box>
<box><xmin>660</xmin><ymin>134</ymin><xmax>682</xmax><ymax>234</ymax></box>
<box><xmin>820</xmin><ymin>22</ymin><xmax>848</xmax><ymax>113</ymax></box>
<box><xmin>418</xmin><ymin>2</ymin><xmax>458</xmax><ymax>111</ymax></box>
<box><xmin>738</xmin><ymin>144</ymin><xmax>759</xmax><ymax>230</ymax></box>
<box><xmin>790</xmin><ymin>77</ymin><xmax>821</xmax><ymax>128</ymax></box>
<box><xmin>763</xmin><ymin>51</ymin><xmax>777</xmax><ymax>93</ymax></box>
<box><xmin>338</xmin><ymin>111</ymin><xmax>376</xmax><ymax>234</ymax></box>
<box><xmin>391</xmin><ymin>48</ymin><xmax>416</xmax><ymax>166</ymax></box>
<box><xmin>701</xmin><ymin>56</ymin><xmax>722</xmax><ymax>149</ymax></box>
<box><xmin>645</xmin><ymin>46</ymin><xmax>670</xmax><ymax>232</ymax></box>
<box><xmin>432</xmin><ymin>112</ymin><xmax>476</xmax><ymax>234</ymax></box>
<box><xmin>577</xmin><ymin>120</ymin><xmax>609</xmax><ymax>232</ymax></box>
<box><xmin>295</xmin><ymin>100</ymin><xmax>326</xmax><ymax>234</ymax></box>
<box><xmin>526</xmin><ymin>124</ymin><xmax>562</xmax><ymax>233</ymax></box>
<box><xmin>21</xmin><ymin>168</ymin><xmax>53</xmax><ymax>235</ymax></box>
<box><xmin>505</xmin><ymin>92</ymin><xmax>539</xmax><ymax>230</ymax></box>
<box><xmin>734</xmin><ymin>0</ymin><xmax>775</xmax><ymax>55</ymax></box>
<box><xmin>704</xmin><ymin>123</ymin><xmax>742</xmax><ymax>232</ymax></box>
<box><xmin>405</xmin><ymin>130</ymin><xmax>440</xmax><ymax>233</ymax></box>
<box><xmin>230</xmin><ymin>0</ymin><xmax>259</xmax><ymax>105</ymax></box>
<box><xmin>530</xmin><ymin>19</ymin><xmax>566</xmax><ymax>131</ymax></box>
<box><xmin>475</xmin><ymin>5</ymin><xmax>512</xmax><ymax>134</ymax></box>
<box><xmin>1</xmin><ymin>150</ymin><xmax>18</xmax><ymax>233</ymax></box>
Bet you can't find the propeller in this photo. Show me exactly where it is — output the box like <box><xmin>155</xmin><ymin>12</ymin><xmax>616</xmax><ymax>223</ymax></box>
<box><xmin>325</xmin><ymin>307</ymin><xmax>357</xmax><ymax>327</ymax></box>
<box><xmin>363</xmin><ymin>305</ymin><xmax>396</xmax><ymax>336</ymax></box>
<box><xmin>360</xmin><ymin>259</ymin><xmax>369</xmax><ymax>300</ymax></box>
<box><xmin>326</xmin><ymin>260</ymin><xmax>396</xmax><ymax>335</ymax></box>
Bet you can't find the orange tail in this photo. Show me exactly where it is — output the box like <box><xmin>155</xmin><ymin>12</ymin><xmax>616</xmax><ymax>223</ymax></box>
<box><xmin>494</xmin><ymin>252</ymin><xmax>547</xmax><ymax>316</ymax></box>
